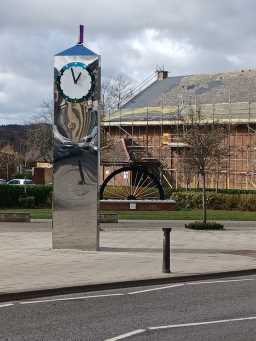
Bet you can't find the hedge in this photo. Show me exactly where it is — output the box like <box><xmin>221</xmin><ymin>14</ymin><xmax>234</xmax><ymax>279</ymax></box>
<box><xmin>0</xmin><ymin>185</ymin><xmax>52</xmax><ymax>208</ymax></box>
<box><xmin>168</xmin><ymin>187</ymin><xmax>256</xmax><ymax>195</ymax></box>
<box><xmin>170</xmin><ymin>191</ymin><xmax>256</xmax><ymax>211</ymax></box>
<box><xmin>3</xmin><ymin>183</ymin><xmax>254</xmax><ymax>210</ymax></box>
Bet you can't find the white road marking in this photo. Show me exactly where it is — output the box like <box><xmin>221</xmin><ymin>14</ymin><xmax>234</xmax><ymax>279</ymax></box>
<box><xmin>0</xmin><ymin>303</ymin><xmax>13</xmax><ymax>308</ymax></box>
<box><xmin>149</xmin><ymin>316</ymin><xmax>256</xmax><ymax>330</ymax></box>
<box><xmin>128</xmin><ymin>277</ymin><xmax>256</xmax><ymax>295</ymax></box>
<box><xmin>106</xmin><ymin>316</ymin><xmax>256</xmax><ymax>340</ymax></box>
<box><xmin>128</xmin><ymin>283</ymin><xmax>184</xmax><ymax>295</ymax></box>
<box><xmin>105</xmin><ymin>329</ymin><xmax>146</xmax><ymax>341</ymax></box>
<box><xmin>20</xmin><ymin>293</ymin><xmax>124</xmax><ymax>305</ymax></box>
<box><xmin>12</xmin><ymin>276</ymin><xmax>256</xmax><ymax>305</ymax></box>
<box><xmin>187</xmin><ymin>278</ymin><xmax>256</xmax><ymax>286</ymax></box>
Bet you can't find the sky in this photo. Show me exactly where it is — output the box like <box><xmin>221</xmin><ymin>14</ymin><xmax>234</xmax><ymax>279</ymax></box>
<box><xmin>1</xmin><ymin>0</ymin><xmax>256</xmax><ymax>124</ymax></box>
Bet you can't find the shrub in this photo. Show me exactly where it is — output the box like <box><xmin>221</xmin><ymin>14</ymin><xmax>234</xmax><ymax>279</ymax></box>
<box><xmin>169</xmin><ymin>188</ymin><xmax>256</xmax><ymax>211</ymax></box>
<box><xmin>172</xmin><ymin>191</ymin><xmax>202</xmax><ymax>209</ymax></box>
<box><xmin>238</xmin><ymin>194</ymin><xmax>256</xmax><ymax>211</ymax></box>
<box><xmin>185</xmin><ymin>221</ymin><xmax>224</xmax><ymax>230</ymax></box>
<box><xmin>18</xmin><ymin>196</ymin><xmax>35</xmax><ymax>208</ymax></box>
<box><xmin>0</xmin><ymin>185</ymin><xmax>52</xmax><ymax>208</ymax></box>
<box><xmin>170</xmin><ymin>187</ymin><xmax>256</xmax><ymax>195</ymax></box>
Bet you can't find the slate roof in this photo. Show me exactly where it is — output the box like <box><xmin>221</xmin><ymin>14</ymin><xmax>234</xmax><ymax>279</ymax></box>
<box><xmin>123</xmin><ymin>69</ymin><xmax>256</xmax><ymax>108</ymax></box>
<box><xmin>104</xmin><ymin>69</ymin><xmax>256</xmax><ymax>125</ymax></box>
<box><xmin>122</xmin><ymin>76</ymin><xmax>184</xmax><ymax>109</ymax></box>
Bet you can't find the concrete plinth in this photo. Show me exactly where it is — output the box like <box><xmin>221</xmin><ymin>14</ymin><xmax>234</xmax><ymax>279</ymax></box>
<box><xmin>100</xmin><ymin>199</ymin><xmax>176</xmax><ymax>211</ymax></box>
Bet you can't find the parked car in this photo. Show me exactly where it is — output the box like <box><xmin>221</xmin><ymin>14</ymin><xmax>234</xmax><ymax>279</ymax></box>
<box><xmin>0</xmin><ymin>179</ymin><xmax>6</xmax><ymax>184</ymax></box>
<box><xmin>7</xmin><ymin>179</ymin><xmax>32</xmax><ymax>185</ymax></box>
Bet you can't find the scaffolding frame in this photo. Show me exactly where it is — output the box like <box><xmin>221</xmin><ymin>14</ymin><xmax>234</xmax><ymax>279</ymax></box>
<box><xmin>101</xmin><ymin>97</ymin><xmax>256</xmax><ymax>190</ymax></box>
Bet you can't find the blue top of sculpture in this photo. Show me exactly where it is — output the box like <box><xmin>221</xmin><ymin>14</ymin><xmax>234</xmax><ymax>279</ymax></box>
<box><xmin>55</xmin><ymin>43</ymin><xmax>97</xmax><ymax>57</ymax></box>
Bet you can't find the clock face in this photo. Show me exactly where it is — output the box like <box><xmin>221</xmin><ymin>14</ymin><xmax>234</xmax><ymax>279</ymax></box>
<box><xmin>57</xmin><ymin>62</ymin><xmax>94</xmax><ymax>102</ymax></box>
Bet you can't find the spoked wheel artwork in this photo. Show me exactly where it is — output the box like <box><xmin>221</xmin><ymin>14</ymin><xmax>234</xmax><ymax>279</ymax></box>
<box><xmin>100</xmin><ymin>165</ymin><xmax>165</xmax><ymax>200</ymax></box>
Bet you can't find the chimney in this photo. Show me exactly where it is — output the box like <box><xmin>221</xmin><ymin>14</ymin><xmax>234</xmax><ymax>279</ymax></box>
<box><xmin>157</xmin><ymin>70</ymin><xmax>168</xmax><ymax>80</ymax></box>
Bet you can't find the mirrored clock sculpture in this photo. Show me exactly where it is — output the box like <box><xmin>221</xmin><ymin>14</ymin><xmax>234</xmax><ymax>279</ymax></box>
<box><xmin>53</xmin><ymin>26</ymin><xmax>100</xmax><ymax>250</ymax></box>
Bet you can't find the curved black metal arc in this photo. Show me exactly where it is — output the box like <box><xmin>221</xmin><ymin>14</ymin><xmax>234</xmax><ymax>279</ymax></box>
<box><xmin>100</xmin><ymin>165</ymin><xmax>165</xmax><ymax>200</ymax></box>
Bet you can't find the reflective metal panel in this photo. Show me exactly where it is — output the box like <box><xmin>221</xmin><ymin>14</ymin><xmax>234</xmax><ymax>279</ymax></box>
<box><xmin>53</xmin><ymin>49</ymin><xmax>100</xmax><ymax>250</ymax></box>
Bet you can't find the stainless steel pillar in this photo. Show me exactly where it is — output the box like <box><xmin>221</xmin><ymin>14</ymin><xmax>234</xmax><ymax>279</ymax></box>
<box><xmin>53</xmin><ymin>26</ymin><xmax>100</xmax><ymax>250</ymax></box>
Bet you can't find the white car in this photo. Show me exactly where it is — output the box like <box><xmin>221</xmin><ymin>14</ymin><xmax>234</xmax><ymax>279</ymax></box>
<box><xmin>7</xmin><ymin>179</ymin><xmax>32</xmax><ymax>185</ymax></box>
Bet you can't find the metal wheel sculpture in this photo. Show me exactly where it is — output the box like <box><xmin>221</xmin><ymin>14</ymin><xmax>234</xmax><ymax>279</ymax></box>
<box><xmin>100</xmin><ymin>165</ymin><xmax>165</xmax><ymax>200</ymax></box>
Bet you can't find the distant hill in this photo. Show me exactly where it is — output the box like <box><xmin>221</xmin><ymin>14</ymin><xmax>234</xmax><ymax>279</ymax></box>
<box><xmin>0</xmin><ymin>124</ymin><xmax>52</xmax><ymax>163</ymax></box>
<box><xmin>0</xmin><ymin>125</ymin><xmax>28</xmax><ymax>151</ymax></box>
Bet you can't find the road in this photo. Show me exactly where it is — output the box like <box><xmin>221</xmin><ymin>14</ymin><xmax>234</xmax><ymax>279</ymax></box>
<box><xmin>1</xmin><ymin>275</ymin><xmax>256</xmax><ymax>340</ymax></box>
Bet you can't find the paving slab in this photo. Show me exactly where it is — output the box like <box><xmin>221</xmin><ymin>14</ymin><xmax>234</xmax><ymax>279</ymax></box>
<box><xmin>0</xmin><ymin>221</ymin><xmax>255</xmax><ymax>295</ymax></box>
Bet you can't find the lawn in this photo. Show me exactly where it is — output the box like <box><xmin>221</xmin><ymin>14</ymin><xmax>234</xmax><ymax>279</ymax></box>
<box><xmin>0</xmin><ymin>208</ymin><xmax>52</xmax><ymax>219</ymax></box>
<box><xmin>1</xmin><ymin>208</ymin><xmax>256</xmax><ymax>221</ymax></box>
<box><xmin>106</xmin><ymin>209</ymin><xmax>256</xmax><ymax>221</ymax></box>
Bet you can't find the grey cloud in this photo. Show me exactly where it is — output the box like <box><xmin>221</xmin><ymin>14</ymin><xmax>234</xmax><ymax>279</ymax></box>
<box><xmin>1</xmin><ymin>0</ymin><xmax>256</xmax><ymax>123</ymax></box>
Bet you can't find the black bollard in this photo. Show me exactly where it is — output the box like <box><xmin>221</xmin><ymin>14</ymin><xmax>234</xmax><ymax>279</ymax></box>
<box><xmin>162</xmin><ymin>227</ymin><xmax>172</xmax><ymax>273</ymax></box>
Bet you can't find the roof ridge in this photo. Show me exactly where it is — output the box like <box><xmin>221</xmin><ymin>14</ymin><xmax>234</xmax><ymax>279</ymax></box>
<box><xmin>167</xmin><ymin>68</ymin><xmax>256</xmax><ymax>79</ymax></box>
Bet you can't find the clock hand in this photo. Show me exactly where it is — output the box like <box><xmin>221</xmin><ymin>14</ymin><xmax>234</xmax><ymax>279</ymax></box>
<box><xmin>71</xmin><ymin>68</ymin><xmax>76</xmax><ymax>83</ymax></box>
<box><xmin>75</xmin><ymin>72</ymin><xmax>82</xmax><ymax>84</ymax></box>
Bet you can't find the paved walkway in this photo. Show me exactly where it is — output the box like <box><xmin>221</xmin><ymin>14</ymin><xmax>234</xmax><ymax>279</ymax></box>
<box><xmin>0</xmin><ymin>221</ymin><xmax>256</xmax><ymax>294</ymax></box>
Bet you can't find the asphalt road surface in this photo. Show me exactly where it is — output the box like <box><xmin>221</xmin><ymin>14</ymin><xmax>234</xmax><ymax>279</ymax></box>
<box><xmin>1</xmin><ymin>275</ymin><xmax>256</xmax><ymax>340</ymax></box>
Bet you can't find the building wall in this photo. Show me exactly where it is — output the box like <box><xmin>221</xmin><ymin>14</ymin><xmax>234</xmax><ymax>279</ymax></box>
<box><xmin>101</xmin><ymin>123</ymin><xmax>256</xmax><ymax>190</ymax></box>
<box><xmin>32</xmin><ymin>167</ymin><xmax>53</xmax><ymax>185</ymax></box>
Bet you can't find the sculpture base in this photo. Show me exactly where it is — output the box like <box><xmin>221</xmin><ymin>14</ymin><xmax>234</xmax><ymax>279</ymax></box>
<box><xmin>52</xmin><ymin>209</ymin><xmax>99</xmax><ymax>251</ymax></box>
<box><xmin>100</xmin><ymin>199</ymin><xmax>176</xmax><ymax>211</ymax></box>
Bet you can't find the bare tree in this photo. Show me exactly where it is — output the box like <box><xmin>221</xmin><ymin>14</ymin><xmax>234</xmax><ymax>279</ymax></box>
<box><xmin>102</xmin><ymin>74</ymin><xmax>132</xmax><ymax>113</ymax></box>
<box><xmin>0</xmin><ymin>147</ymin><xmax>17</xmax><ymax>179</ymax></box>
<box><xmin>179</xmin><ymin>149</ymin><xmax>196</xmax><ymax>190</ymax></box>
<box><xmin>180</xmin><ymin>108</ymin><xmax>229</xmax><ymax>223</ymax></box>
<box><xmin>25</xmin><ymin>100</ymin><xmax>53</xmax><ymax>163</ymax></box>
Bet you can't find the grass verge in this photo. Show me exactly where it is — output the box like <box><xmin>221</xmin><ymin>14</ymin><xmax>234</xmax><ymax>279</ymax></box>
<box><xmin>0</xmin><ymin>209</ymin><xmax>52</xmax><ymax>219</ymax></box>
<box><xmin>104</xmin><ymin>209</ymin><xmax>256</xmax><ymax>221</ymax></box>
<box><xmin>1</xmin><ymin>208</ymin><xmax>256</xmax><ymax>221</ymax></box>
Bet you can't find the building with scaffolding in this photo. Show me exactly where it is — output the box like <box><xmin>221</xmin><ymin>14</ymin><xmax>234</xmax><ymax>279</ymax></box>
<box><xmin>101</xmin><ymin>69</ymin><xmax>256</xmax><ymax>198</ymax></box>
